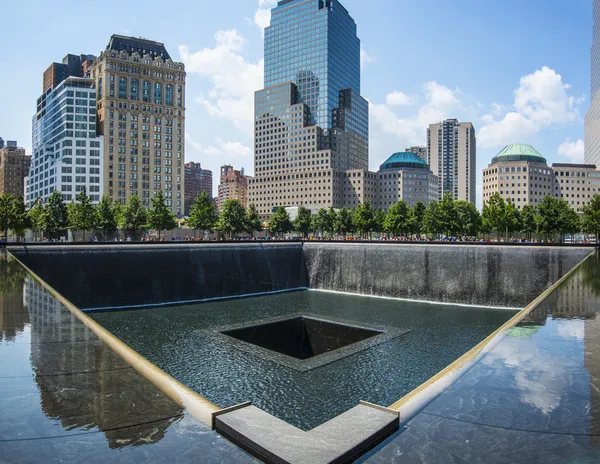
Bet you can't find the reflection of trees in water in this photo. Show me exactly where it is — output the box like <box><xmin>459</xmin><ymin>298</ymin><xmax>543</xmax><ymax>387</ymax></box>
<box><xmin>0</xmin><ymin>253</ymin><xmax>27</xmax><ymax>341</ymax></box>
<box><xmin>25</xmin><ymin>280</ymin><xmax>181</xmax><ymax>449</ymax></box>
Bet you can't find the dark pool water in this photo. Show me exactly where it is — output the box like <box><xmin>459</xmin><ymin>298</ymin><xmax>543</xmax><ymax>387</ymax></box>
<box><xmin>91</xmin><ymin>291</ymin><xmax>516</xmax><ymax>430</ymax></box>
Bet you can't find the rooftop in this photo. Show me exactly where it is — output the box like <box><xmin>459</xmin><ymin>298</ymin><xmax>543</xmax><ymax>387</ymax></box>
<box><xmin>380</xmin><ymin>152</ymin><xmax>429</xmax><ymax>171</ymax></box>
<box><xmin>491</xmin><ymin>144</ymin><xmax>547</xmax><ymax>165</ymax></box>
<box><xmin>106</xmin><ymin>34</ymin><xmax>171</xmax><ymax>60</ymax></box>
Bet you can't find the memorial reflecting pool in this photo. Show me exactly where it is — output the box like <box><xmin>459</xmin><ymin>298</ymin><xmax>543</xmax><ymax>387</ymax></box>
<box><xmin>90</xmin><ymin>292</ymin><xmax>516</xmax><ymax>430</ymax></box>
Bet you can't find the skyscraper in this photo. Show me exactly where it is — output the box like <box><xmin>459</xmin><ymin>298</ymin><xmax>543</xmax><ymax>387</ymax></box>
<box><xmin>90</xmin><ymin>35</ymin><xmax>186</xmax><ymax>216</ymax></box>
<box><xmin>427</xmin><ymin>119</ymin><xmax>476</xmax><ymax>204</ymax></box>
<box><xmin>218</xmin><ymin>165</ymin><xmax>249</xmax><ymax>210</ymax></box>
<box><xmin>29</xmin><ymin>76</ymin><xmax>104</xmax><ymax>205</ymax></box>
<box><xmin>0</xmin><ymin>140</ymin><xmax>31</xmax><ymax>197</ymax></box>
<box><xmin>184</xmin><ymin>162</ymin><xmax>212</xmax><ymax>215</ymax></box>
<box><xmin>249</xmin><ymin>0</ymin><xmax>369</xmax><ymax>218</ymax></box>
<box><xmin>585</xmin><ymin>0</ymin><xmax>600</xmax><ymax>165</ymax></box>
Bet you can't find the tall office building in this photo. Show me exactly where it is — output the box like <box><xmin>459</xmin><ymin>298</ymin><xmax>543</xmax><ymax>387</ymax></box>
<box><xmin>248</xmin><ymin>0</ymin><xmax>369</xmax><ymax>219</ymax></box>
<box><xmin>218</xmin><ymin>165</ymin><xmax>249</xmax><ymax>210</ymax></box>
<box><xmin>29</xmin><ymin>76</ymin><xmax>104</xmax><ymax>204</ymax></box>
<box><xmin>427</xmin><ymin>119</ymin><xmax>476</xmax><ymax>204</ymax></box>
<box><xmin>90</xmin><ymin>35</ymin><xmax>186</xmax><ymax>216</ymax></box>
<box><xmin>184</xmin><ymin>162</ymin><xmax>212</xmax><ymax>215</ymax></box>
<box><xmin>0</xmin><ymin>140</ymin><xmax>31</xmax><ymax>197</ymax></box>
<box><xmin>586</xmin><ymin>0</ymin><xmax>600</xmax><ymax>165</ymax></box>
<box><xmin>405</xmin><ymin>146</ymin><xmax>428</xmax><ymax>164</ymax></box>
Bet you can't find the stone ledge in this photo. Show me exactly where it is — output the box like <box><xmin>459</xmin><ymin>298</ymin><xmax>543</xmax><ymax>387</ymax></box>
<box><xmin>215</xmin><ymin>403</ymin><xmax>399</xmax><ymax>464</ymax></box>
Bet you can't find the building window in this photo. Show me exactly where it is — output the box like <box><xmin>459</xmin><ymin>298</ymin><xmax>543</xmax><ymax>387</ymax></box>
<box><xmin>131</xmin><ymin>79</ymin><xmax>139</xmax><ymax>101</ymax></box>
<box><xmin>143</xmin><ymin>81</ymin><xmax>151</xmax><ymax>103</ymax></box>
<box><xmin>154</xmin><ymin>82</ymin><xmax>162</xmax><ymax>105</ymax></box>
<box><xmin>166</xmin><ymin>84</ymin><xmax>173</xmax><ymax>106</ymax></box>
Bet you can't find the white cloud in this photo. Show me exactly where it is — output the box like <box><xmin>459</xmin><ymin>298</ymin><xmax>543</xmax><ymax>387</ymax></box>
<box><xmin>179</xmin><ymin>30</ymin><xmax>263</xmax><ymax>135</ymax></box>
<box><xmin>253</xmin><ymin>0</ymin><xmax>277</xmax><ymax>32</ymax></box>
<box><xmin>186</xmin><ymin>133</ymin><xmax>252</xmax><ymax>159</ymax></box>
<box><xmin>479</xmin><ymin>67</ymin><xmax>583</xmax><ymax>148</ymax></box>
<box><xmin>558</xmin><ymin>138</ymin><xmax>585</xmax><ymax>163</ymax></box>
<box><xmin>360</xmin><ymin>46</ymin><xmax>374</xmax><ymax>70</ymax></box>
<box><xmin>386</xmin><ymin>91</ymin><xmax>414</xmax><ymax>107</ymax></box>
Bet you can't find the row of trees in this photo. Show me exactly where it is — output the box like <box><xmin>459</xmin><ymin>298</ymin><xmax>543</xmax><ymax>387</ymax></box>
<box><xmin>0</xmin><ymin>189</ymin><xmax>178</xmax><ymax>241</ymax></box>
<box><xmin>3</xmin><ymin>189</ymin><xmax>600</xmax><ymax>243</ymax></box>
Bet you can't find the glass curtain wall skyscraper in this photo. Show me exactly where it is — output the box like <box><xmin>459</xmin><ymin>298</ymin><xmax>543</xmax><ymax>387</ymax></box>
<box><xmin>585</xmin><ymin>0</ymin><xmax>600</xmax><ymax>165</ymax></box>
<box><xmin>249</xmin><ymin>0</ymin><xmax>369</xmax><ymax>218</ymax></box>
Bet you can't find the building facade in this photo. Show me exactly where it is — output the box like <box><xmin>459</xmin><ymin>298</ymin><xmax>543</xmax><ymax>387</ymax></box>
<box><xmin>218</xmin><ymin>165</ymin><xmax>249</xmax><ymax>210</ymax></box>
<box><xmin>29</xmin><ymin>77</ymin><xmax>104</xmax><ymax>204</ymax></box>
<box><xmin>586</xmin><ymin>0</ymin><xmax>600</xmax><ymax>165</ymax></box>
<box><xmin>427</xmin><ymin>119</ymin><xmax>476</xmax><ymax>204</ymax></box>
<box><xmin>42</xmin><ymin>54</ymin><xmax>95</xmax><ymax>93</ymax></box>
<box><xmin>483</xmin><ymin>144</ymin><xmax>600</xmax><ymax>211</ymax></box>
<box><xmin>184</xmin><ymin>162</ymin><xmax>213</xmax><ymax>215</ymax></box>
<box><xmin>248</xmin><ymin>0</ymin><xmax>369</xmax><ymax>219</ymax></box>
<box><xmin>0</xmin><ymin>141</ymin><xmax>31</xmax><ymax>197</ymax></box>
<box><xmin>405</xmin><ymin>146</ymin><xmax>428</xmax><ymax>164</ymax></box>
<box><xmin>377</xmin><ymin>152</ymin><xmax>438</xmax><ymax>210</ymax></box>
<box><xmin>90</xmin><ymin>35</ymin><xmax>186</xmax><ymax>216</ymax></box>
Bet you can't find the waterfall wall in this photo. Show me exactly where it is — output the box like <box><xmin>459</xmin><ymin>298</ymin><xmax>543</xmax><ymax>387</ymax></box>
<box><xmin>10</xmin><ymin>243</ymin><xmax>308</xmax><ymax>310</ymax></box>
<box><xmin>303</xmin><ymin>243</ymin><xmax>592</xmax><ymax>308</ymax></box>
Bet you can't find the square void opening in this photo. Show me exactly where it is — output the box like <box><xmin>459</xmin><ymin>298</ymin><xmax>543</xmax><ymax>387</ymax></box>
<box><xmin>221</xmin><ymin>316</ymin><xmax>383</xmax><ymax>360</ymax></box>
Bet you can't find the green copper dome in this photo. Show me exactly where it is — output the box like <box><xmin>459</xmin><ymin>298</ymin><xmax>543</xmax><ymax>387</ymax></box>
<box><xmin>491</xmin><ymin>144</ymin><xmax>547</xmax><ymax>165</ymax></box>
<box><xmin>380</xmin><ymin>152</ymin><xmax>428</xmax><ymax>170</ymax></box>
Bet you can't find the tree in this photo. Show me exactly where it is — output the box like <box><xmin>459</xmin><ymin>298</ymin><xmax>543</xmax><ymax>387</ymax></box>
<box><xmin>503</xmin><ymin>201</ymin><xmax>521</xmax><ymax>241</ymax></box>
<box><xmin>536</xmin><ymin>195</ymin><xmax>562</xmax><ymax>242</ymax></box>
<box><xmin>312</xmin><ymin>208</ymin><xmax>331</xmax><ymax>238</ymax></box>
<box><xmin>218</xmin><ymin>199</ymin><xmax>247</xmax><ymax>239</ymax></box>
<box><xmin>437</xmin><ymin>193</ymin><xmax>459</xmax><ymax>238</ymax></box>
<box><xmin>384</xmin><ymin>200</ymin><xmax>411</xmax><ymax>237</ymax></box>
<box><xmin>41</xmin><ymin>190</ymin><xmax>69</xmax><ymax>239</ymax></box>
<box><xmin>69</xmin><ymin>187</ymin><xmax>97</xmax><ymax>241</ymax></box>
<box><xmin>423</xmin><ymin>201</ymin><xmax>442</xmax><ymax>238</ymax></box>
<box><xmin>558</xmin><ymin>200</ymin><xmax>581</xmax><ymax>243</ymax></box>
<box><xmin>28</xmin><ymin>202</ymin><xmax>44</xmax><ymax>241</ymax></box>
<box><xmin>353</xmin><ymin>202</ymin><xmax>376</xmax><ymax>239</ymax></box>
<box><xmin>335</xmin><ymin>207</ymin><xmax>354</xmax><ymax>239</ymax></box>
<box><xmin>482</xmin><ymin>193</ymin><xmax>507</xmax><ymax>241</ymax></box>
<box><xmin>520</xmin><ymin>204</ymin><xmax>537</xmax><ymax>241</ymax></box>
<box><xmin>120</xmin><ymin>195</ymin><xmax>147</xmax><ymax>240</ymax></box>
<box><xmin>96</xmin><ymin>195</ymin><xmax>119</xmax><ymax>241</ymax></box>
<box><xmin>267</xmin><ymin>206</ymin><xmax>292</xmax><ymax>237</ymax></box>
<box><xmin>0</xmin><ymin>194</ymin><xmax>13</xmax><ymax>240</ymax></box>
<box><xmin>245</xmin><ymin>203</ymin><xmax>262</xmax><ymax>238</ymax></box>
<box><xmin>148</xmin><ymin>191</ymin><xmax>177</xmax><ymax>240</ymax></box>
<box><xmin>293</xmin><ymin>206</ymin><xmax>312</xmax><ymax>239</ymax></box>
<box><xmin>10</xmin><ymin>195</ymin><xmax>30</xmax><ymax>242</ymax></box>
<box><xmin>581</xmin><ymin>195</ymin><xmax>600</xmax><ymax>242</ymax></box>
<box><xmin>411</xmin><ymin>201</ymin><xmax>426</xmax><ymax>239</ymax></box>
<box><xmin>326</xmin><ymin>207</ymin><xmax>338</xmax><ymax>237</ymax></box>
<box><xmin>188</xmin><ymin>192</ymin><xmax>219</xmax><ymax>239</ymax></box>
<box><xmin>373</xmin><ymin>209</ymin><xmax>386</xmax><ymax>237</ymax></box>
<box><xmin>456</xmin><ymin>201</ymin><xmax>482</xmax><ymax>239</ymax></box>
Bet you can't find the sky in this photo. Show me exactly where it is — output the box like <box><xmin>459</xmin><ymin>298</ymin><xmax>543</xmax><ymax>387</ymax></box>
<box><xmin>0</xmin><ymin>0</ymin><xmax>593</xmax><ymax>208</ymax></box>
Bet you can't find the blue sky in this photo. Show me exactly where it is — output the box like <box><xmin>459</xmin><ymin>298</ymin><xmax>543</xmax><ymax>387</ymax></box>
<box><xmin>0</xmin><ymin>0</ymin><xmax>592</xmax><ymax>207</ymax></box>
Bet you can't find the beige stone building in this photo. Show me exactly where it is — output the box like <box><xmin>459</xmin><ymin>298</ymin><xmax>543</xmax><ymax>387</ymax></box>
<box><xmin>483</xmin><ymin>144</ymin><xmax>554</xmax><ymax>209</ymax></box>
<box><xmin>343</xmin><ymin>170</ymin><xmax>378</xmax><ymax>208</ymax></box>
<box><xmin>218</xmin><ymin>165</ymin><xmax>250</xmax><ymax>210</ymax></box>
<box><xmin>90</xmin><ymin>35</ymin><xmax>186</xmax><ymax>216</ymax></box>
<box><xmin>552</xmin><ymin>163</ymin><xmax>600</xmax><ymax>210</ymax></box>
<box><xmin>0</xmin><ymin>140</ymin><xmax>31</xmax><ymax>197</ymax></box>
<box><xmin>427</xmin><ymin>119</ymin><xmax>476</xmax><ymax>204</ymax></box>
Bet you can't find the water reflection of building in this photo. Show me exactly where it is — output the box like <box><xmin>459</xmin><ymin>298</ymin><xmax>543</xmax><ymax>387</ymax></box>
<box><xmin>24</xmin><ymin>279</ymin><xmax>180</xmax><ymax>448</ymax></box>
<box><xmin>0</xmin><ymin>256</ymin><xmax>28</xmax><ymax>342</ymax></box>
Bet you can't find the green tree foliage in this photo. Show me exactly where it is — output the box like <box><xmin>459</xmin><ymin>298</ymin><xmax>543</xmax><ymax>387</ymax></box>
<box><xmin>384</xmin><ymin>200</ymin><xmax>412</xmax><ymax>237</ymax></box>
<box><xmin>423</xmin><ymin>201</ymin><xmax>441</xmax><ymax>237</ymax></box>
<box><xmin>0</xmin><ymin>194</ymin><xmax>13</xmax><ymax>240</ymax></box>
<box><xmin>373</xmin><ymin>209</ymin><xmax>386</xmax><ymax>237</ymax></box>
<box><xmin>352</xmin><ymin>202</ymin><xmax>376</xmax><ymax>239</ymax></box>
<box><xmin>312</xmin><ymin>208</ymin><xmax>332</xmax><ymax>238</ymax></box>
<box><xmin>267</xmin><ymin>206</ymin><xmax>292</xmax><ymax>237</ymax></box>
<box><xmin>10</xmin><ymin>195</ymin><xmax>31</xmax><ymax>242</ymax></box>
<box><xmin>536</xmin><ymin>196</ymin><xmax>581</xmax><ymax>243</ymax></box>
<box><xmin>437</xmin><ymin>193</ymin><xmax>460</xmax><ymax>237</ymax></box>
<box><xmin>28</xmin><ymin>202</ymin><xmax>44</xmax><ymax>241</ymax></box>
<box><xmin>326</xmin><ymin>207</ymin><xmax>338</xmax><ymax>237</ymax></box>
<box><xmin>218</xmin><ymin>199</ymin><xmax>247</xmax><ymax>239</ymax></box>
<box><xmin>520</xmin><ymin>204</ymin><xmax>537</xmax><ymax>241</ymax></box>
<box><xmin>95</xmin><ymin>195</ymin><xmax>119</xmax><ymax>241</ymax></box>
<box><xmin>41</xmin><ymin>190</ymin><xmax>69</xmax><ymax>239</ymax></box>
<box><xmin>293</xmin><ymin>206</ymin><xmax>312</xmax><ymax>238</ymax></box>
<box><xmin>120</xmin><ymin>195</ymin><xmax>147</xmax><ymax>240</ymax></box>
<box><xmin>482</xmin><ymin>193</ymin><xmax>519</xmax><ymax>241</ymax></box>
<box><xmin>456</xmin><ymin>201</ymin><xmax>482</xmax><ymax>238</ymax></box>
<box><xmin>411</xmin><ymin>201</ymin><xmax>426</xmax><ymax>238</ymax></box>
<box><xmin>245</xmin><ymin>203</ymin><xmax>263</xmax><ymax>238</ymax></box>
<box><xmin>581</xmin><ymin>195</ymin><xmax>600</xmax><ymax>242</ymax></box>
<box><xmin>148</xmin><ymin>191</ymin><xmax>177</xmax><ymax>240</ymax></box>
<box><xmin>335</xmin><ymin>207</ymin><xmax>354</xmax><ymax>238</ymax></box>
<box><xmin>187</xmin><ymin>192</ymin><xmax>219</xmax><ymax>238</ymax></box>
<box><xmin>69</xmin><ymin>187</ymin><xmax>97</xmax><ymax>241</ymax></box>
<box><xmin>559</xmin><ymin>202</ymin><xmax>581</xmax><ymax>241</ymax></box>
